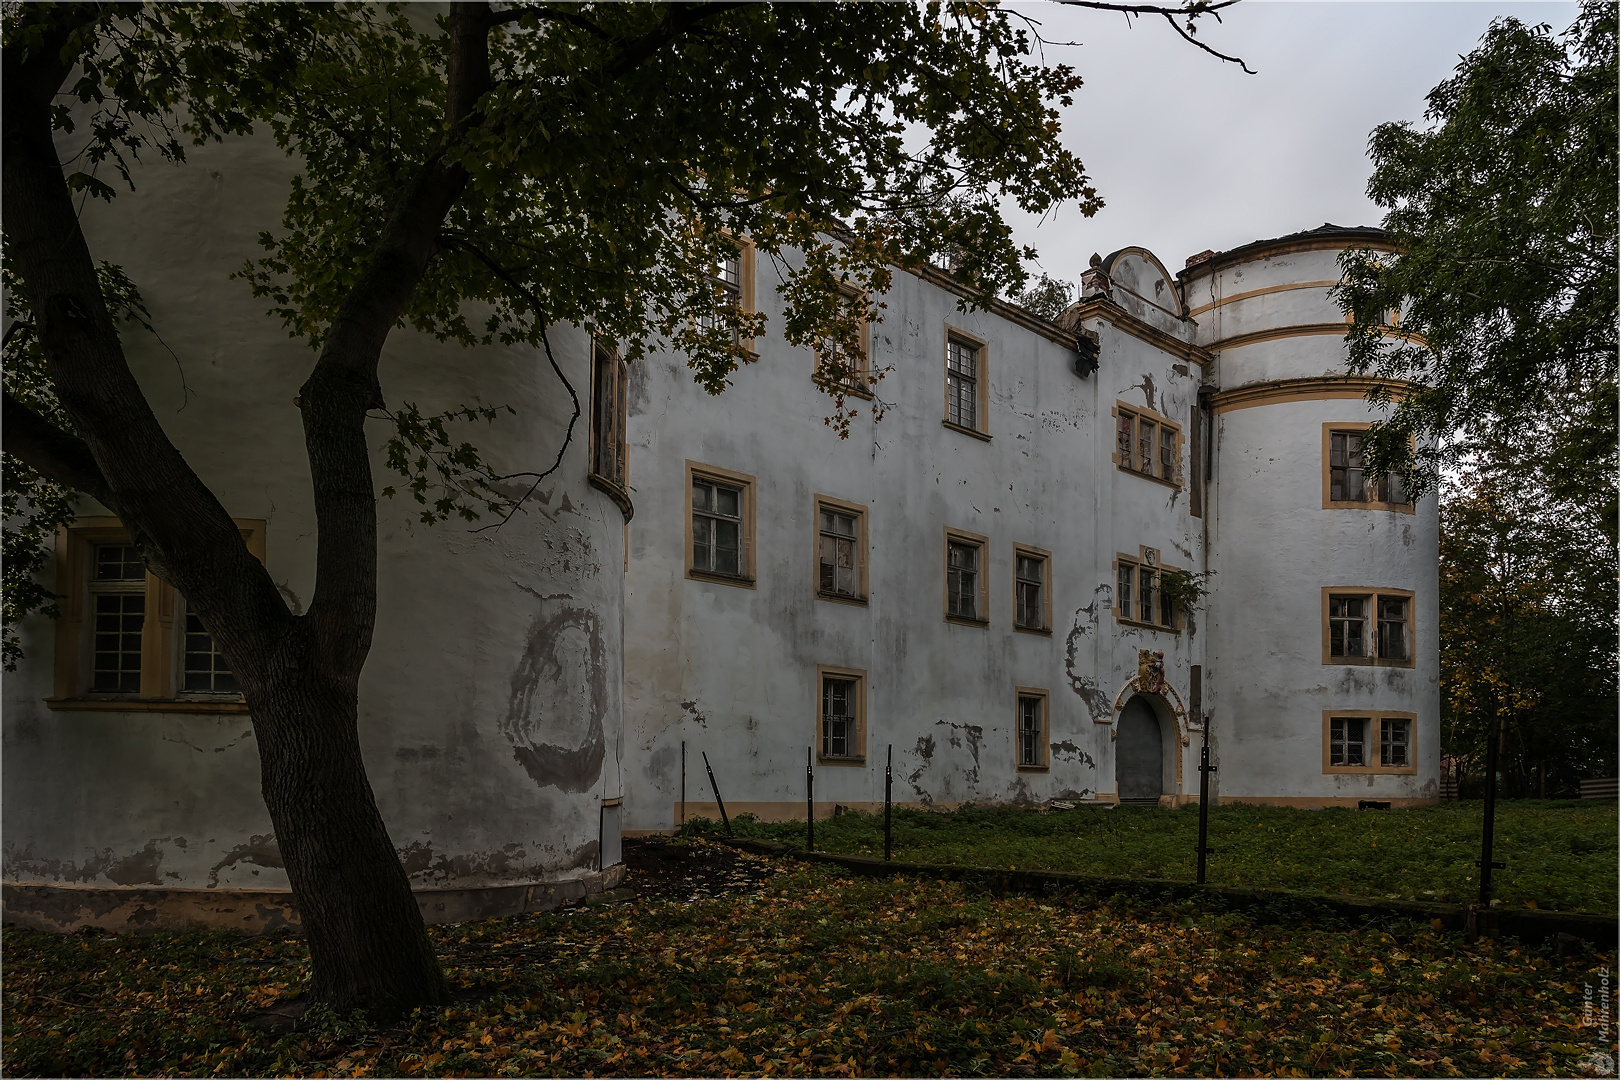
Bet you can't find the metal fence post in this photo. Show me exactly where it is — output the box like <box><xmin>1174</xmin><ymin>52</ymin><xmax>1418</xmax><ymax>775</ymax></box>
<box><xmin>806</xmin><ymin>747</ymin><xmax>815</xmax><ymax>852</ymax></box>
<box><xmin>701</xmin><ymin>751</ymin><xmax>732</xmax><ymax>836</ymax></box>
<box><xmin>1196</xmin><ymin>717</ymin><xmax>1216</xmax><ymax>884</ymax></box>
<box><xmin>884</xmin><ymin>744</ymin><xmax>893</xmax><ymax>861</ymax></box>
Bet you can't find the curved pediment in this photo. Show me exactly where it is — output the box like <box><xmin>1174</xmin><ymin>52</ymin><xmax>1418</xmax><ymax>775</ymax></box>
<box><xmin>1100</xmin><ymin>246</ymin><xmax>1185</xmax><ymax>318</ymax></box>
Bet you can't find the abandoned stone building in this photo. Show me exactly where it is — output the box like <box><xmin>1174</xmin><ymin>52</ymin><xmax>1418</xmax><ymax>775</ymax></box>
<box><xmin>1</xmin><ymin>124</ymin><xmax>1438</xmax><ymax>932</ymax></box>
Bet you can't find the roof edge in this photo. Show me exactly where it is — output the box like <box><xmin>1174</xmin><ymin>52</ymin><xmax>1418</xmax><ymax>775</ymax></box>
<box><xmin>1177</xmin><ymin>225</ymin><xmax>1395</xmax><ymax>280</ymax></box>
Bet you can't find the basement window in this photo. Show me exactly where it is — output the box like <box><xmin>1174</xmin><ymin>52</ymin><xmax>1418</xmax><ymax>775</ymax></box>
<box><xmin>817</xmin><ymin>665</ymin><xmax>867</xmax><ymax>764</ymax></box>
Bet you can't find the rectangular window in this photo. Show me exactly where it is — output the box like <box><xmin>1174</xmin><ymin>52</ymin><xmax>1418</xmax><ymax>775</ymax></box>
<box><xmin>90</xmin><ymin>544</ymin><xmax>146</xmax><ymax>694</ymax></box>
<box><xmin>815</xmin><ymin>495</ymin><xmax>867</xmax><ymax>602</ymax></box>
<box><xmin>686</xmin><ymin>462</ymin><xmax>756</xmax><ymax>586</ymax></box>
<box><xmin>814</xmin><ymin>287</ymin><xmax>870</xmax><ymax>395</ymax></box>
<box><xmin>1013</xmin><ymin>547</ymin><xmax>1051</xmax><ymax>632</ymax></box>
<box><xmin>182</xmin><ymin>612</ymin><xmax>239</xmax><ymax>695</ymax></box>
<box><xmin>697</xmin><ymin>237</ymin><xmax>756</xmax><ymax>354</ymax></box>
<box><xmin>1377</xmin><ymin>596</ymin><xmax>1408</xmax><ymax>661</ymax></box>
<box><xmin>944</xmin><ymin>528</ymin><xmax>989</xmax><ymax>625</ymax></box>
<box><xmin>589</xmin><ymin>343</ymin><xmax>628</xmax><ymax>499</ymax></box>
<box><xmin>1323</xmin><ymin>588</ymin><xmax>1415</xmax><ymax>667</ymax></box>
<box><xmin>1115</xmin><ymin>549</ymin><xmax>1182</xmax><ymax>631</ymax></box>
<box><xmin>817</xmin><ymin>665</ymin><xmax>867</xmax><ymax>764</ymax></box>
<box><xmin>50</xmin><ymin>519</ymin><xmax>263</xmax><ymax>708</ymax></box>
<box><xmin>1380</xmin><ymin>716</ymin><xmax>1410</xmax><ymax>767</ymax></box>
<box><xmin>1323</xmin><ymin>424</ymin><xmax>1413</xmax><ymax>511</ymax></box>
<box><xmin>1328</xmin><ymin>595</ymin><xmax>1366</xmax><ymax>658</ymax></box>
<box><xmin>946</xmin><ymin>337</ymin><xmax>978</xmax><ymax>430</ymax></box>
<box><xmin>823</xmin><ymin>676</ymin><xmax>855</xmax><ymax>758</ymax></box>
<box><xmin>1113</xmin><ymin>403</ymin><xmax>1181</xmax><ymax>485</ymax></box>
<box><xmin>1016</xmin><ymin>689</ymin><xmax>1049</xmax><ymax>770</ymax></box>
<box><xmin>1324</xmin><ymin>711</ymin><xmax>1418</xmax><ymax>773</ymax></box>
<box><xmin>1329</xmin><ymin>716</ymin><xmax>1367</xmax><ymax>767</ymax></box>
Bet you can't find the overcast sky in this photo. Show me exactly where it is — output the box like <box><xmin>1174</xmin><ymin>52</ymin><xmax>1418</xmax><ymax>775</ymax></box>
<box><xmin>1002</xmin><ymin>0</ymin><xmax>1578</xmax><ymax>285</ymax></box>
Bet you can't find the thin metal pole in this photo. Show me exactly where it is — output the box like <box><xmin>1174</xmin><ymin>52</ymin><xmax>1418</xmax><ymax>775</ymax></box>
<box><xmin>806</xmin><ymin>747</ymin><xmax>815</xmax><ymax>852</ymax></box>
<box><xmin>884</xmin><ymin>744</ymin><xmax>893</xmax><ymax>861</ymax></box>
<box><xmin>1478</xmin><ymin>711</ymin><xmax>1502</xmax><ymax>906</ymax></box>
<box><xmin>1197</xmin><ymin>717</ymin><xmax>1215</xmax><ymax>884</ymax></box>
<box><xmin>680</xmin><ymin>740</ymin><xmax>686</xmax><ymax>828</ymax></box>
<box><xmin>701</xmin><ymin>751</ymin><xmax>732</xmax><ymax>836</ymax></box>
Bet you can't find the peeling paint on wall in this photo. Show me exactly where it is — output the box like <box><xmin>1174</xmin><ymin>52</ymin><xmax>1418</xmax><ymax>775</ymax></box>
<box><xmin>503</xmin><ymin>605</ymin><xmax>608</xmax><ymax>793</ymax></box>
<box><xmin>207</xmin><ymin>834</ymin><xmax>282</xmax><ymax>887</ymax></box>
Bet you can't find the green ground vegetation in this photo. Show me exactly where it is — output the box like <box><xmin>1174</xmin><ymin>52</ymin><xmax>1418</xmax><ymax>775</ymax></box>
<box><xmin>688</xmin><ymin>800</ymin><xmax>1618</xmax><ymax>914</ymax></box>
<box><xmin>3</xmin><ymin>851</ymin><xmax>1611</xmax><ymax>1078</ymax></box>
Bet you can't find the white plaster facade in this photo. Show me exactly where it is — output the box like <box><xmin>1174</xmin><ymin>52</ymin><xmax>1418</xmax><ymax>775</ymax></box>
<box><xmin>3</xmin><ymin>135</ymin><xmax>628</xmax><ymax>932</ymax></box>
<box><xmin>0</xmin><ymin>121</ymin><xmax>1438</xmax><ymax>933</ymax></box>
<box><xmin>620</xmin><ymin>226</ymin><xmax>1441</xmax><ymax>830</ymax></box>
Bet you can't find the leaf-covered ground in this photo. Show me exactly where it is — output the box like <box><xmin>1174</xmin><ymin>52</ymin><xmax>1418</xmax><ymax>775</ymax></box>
<box><xmin>4</xmin><ymin>839</ymin><xmax>1615</xmax><ymax>1078</ymax></box>
<box><xmin>697</xmin><ymin>800</ymin><xmax>1618</xmax><ymax>914</ymax></box>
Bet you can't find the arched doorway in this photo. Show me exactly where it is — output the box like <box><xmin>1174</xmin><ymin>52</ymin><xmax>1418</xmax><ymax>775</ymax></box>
<box><xmin>1116</xmin><ymin>695</ymin><xmax>1164</xmax><ymax>805</ymax></box>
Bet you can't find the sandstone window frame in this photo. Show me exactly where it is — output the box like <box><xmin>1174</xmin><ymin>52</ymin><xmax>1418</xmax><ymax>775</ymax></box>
<box><xmin>1112</xmin><ymin>546</ymin><xmax>1182</xmax><ymax>633</ymax></box>
<box><xmin>1012</xmin><ymin>543</ymin><xmax>1053</xmax><ymax>634</ymax></box>
<box><xmin>686</xmin><ymin>461</ymin><xmax>757</xmax><ymax>588</ymax></box>
<box><xmin>813</xmin><ymin>493</ymin><xmax>869</xmax><ymax>605</ymax></box>
<box><xmin>48</xmin><ymin>517</ymin><xmax>265</xmax><ymax>711</ymax></box>
<box><xmin>943</xmin><ymin>526</ymin><xmax>990</xmax><ymax>626</ymax></box>
<box><xmin>1015</xmin><ymin>686</ymin><xmax>1050</xmax><ymax>771</ymax></box>
<box><xmin>1321</xmin><ymin>587</ymin><xmax>1415</xmax><ymax>668</ymax></box>
<box><xmin>1321</xmin><ymin>423</ymin><xmax>1413</xmax><ymax>513</ymax></box>
<box><xmin>588</xmin><ymin>340</ymin><xmax>632</xmax><ymax>519</ymax></box>
<box><xmin>1321</xmin><ymin>710</ymin><xmax>1418</xmax><ymax>775</ymax></box>
<box><xmin>942</xmin><ymin>326</ymin><xmax>991</xmax><ymax>441</ymax></box>
<box><xmin>701</xmin><ymin>233</ymin><xmax>758</xmax><ymax>359</ymax></box>
<box><xmin>817</xmin><ymin>664</ymin><xmax>867</xmax><ymax>766</ymax></box>
<box><xmin>1111</xmin><ymin>401</ymin><xmax>1182</xmax><ymax>488</ymax></box>
<box><xmin>812</xmin><ymin>283</ymin><xmax>872</xmax><ymax>399</ymax></box>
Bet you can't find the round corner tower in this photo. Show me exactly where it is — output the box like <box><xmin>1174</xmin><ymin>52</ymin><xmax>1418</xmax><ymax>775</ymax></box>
<box><xmin>1180</xmin><ymin>225</ymin><xmax>1440</xmax><ymax>808</ymax></box>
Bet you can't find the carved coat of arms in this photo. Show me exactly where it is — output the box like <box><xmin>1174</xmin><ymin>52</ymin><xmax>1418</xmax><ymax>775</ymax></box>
<box><xmin>1137</xmin><ymin>648</ymin><xmax>1167</xmax><ymax>696</ymax></box>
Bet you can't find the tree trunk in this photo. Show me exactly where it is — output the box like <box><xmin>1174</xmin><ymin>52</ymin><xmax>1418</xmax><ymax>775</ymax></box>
<box><xmin>248</xmin><ymin>630</ymin><xmax>447</xmax><ymax>1013</ymax></box>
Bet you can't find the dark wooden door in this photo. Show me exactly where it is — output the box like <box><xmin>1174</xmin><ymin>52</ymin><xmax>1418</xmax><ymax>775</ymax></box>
<box><xmin>1116</xmin><ymin>696</ymin><xmax>1163</xmax><ymax>803</ymax></box>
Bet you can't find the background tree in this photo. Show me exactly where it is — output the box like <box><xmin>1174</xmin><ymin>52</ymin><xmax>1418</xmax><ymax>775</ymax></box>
<box><xmin>4</xmin><ymin>0</ymin><xmax>1218</xmax><ymax>1013</ymax></box>
<box><xmin>1334</xmin><ymin>0</ymin><xmax>1617</xmax><ymax>534</ymax></box>
<box><xmin>1439</xmin><ymin>463</ymin><xmax>1616</xmax><ymax>797</ymax></box>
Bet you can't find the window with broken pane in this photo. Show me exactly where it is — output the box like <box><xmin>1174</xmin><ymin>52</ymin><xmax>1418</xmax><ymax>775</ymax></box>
<box><xmin>946</xmin><ymin>338</ymin><xmax>979</xmax><ymax>429</ymax></box>
<box><xmin>1377</xmin><ymin>596</ymin><xmax>1408</xmax><ymax>660</ymax></box>
<box><xmin>822</xmin><ymin>675</ymin><xmax>856</xmax><ymax>758</ymax></box>
<box><xmin>90</xmin><ymin>544</ymin><xmax>145</xmax><ymax>693</ymax></box>
<box><xmin>1117</xmin><ymin>563</ymin><xmax>1133</xmax><ymax>621</ymax></box>
<box><xmin>1015</xmin><ymin>553</ymin><xmax>1045</xmax><ymax>630</ymax></box>
<box><xmin>947</xmin><ymin>539</ymin><xmax>980</xmax><ymax>619</ymax></box>
<box><xmin>692</xmin><ymin>479</ymin><xmax>743</xmax><ymax>576</ymax></box>
<box><xmin>1159</xmin><ymin>583</ymin><xmax>1176</xmax><ymax>628</ymax></box>
<box><xmin>1328</xmin><ymin>595</ymin><xmax>1367</xmax><ymax>657</ymax></box>
<box><xmin>1380</xmin><ymin>717</ymin><xmax>1410</xmax><ymax>767</ymax></box>
<box><xmin>1158</xmin><ymin>425</ymin><xmax>1176</xmax><ymax>481</ymax></box>
<box><xmin>1018</xmin><ymin>694</ymin><xmax>1044</xmax><ymax>768</ymax></box>
<box><xmin>1330</xmin><ymin>716</ymin><xmax>1368</xmax><ymax>766</ymax></box>
<box><xmin>1138</xmin><ymin>568</ymin><xmax>1157</xmax><ymax>626</ymax></box>
<box><xmin>589</xmin><ymin>343</ymin><xmax>627</xmax><ymax>490</ymax></box>
<box><xmin>1116</xmin><ymin>414</ymin><xmax>1135</xmax><ymax>470</ymax></box>
<box><xmin>819</xmin><ymin>508</ymin><xmax>860</xmax><ymax>597</ymax></box>
<box><xmin>1136</xmin><ymin>419</ymin><xmax>1157</xmax><ymax>476</ymax></box>
<box><xmin>1330</xmin><ymin>429</ymin><xmax>1407</xmax><ymax>504</ymax></box>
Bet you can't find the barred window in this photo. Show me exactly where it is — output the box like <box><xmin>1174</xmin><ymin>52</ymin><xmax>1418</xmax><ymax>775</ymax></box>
<box><xmin>1018</xmin><ymin>694</ymin><xmax>1045</xmax><ymax>768</ymax></box>
<box><xmin>818</xmin><ymin>668</ymin><xmax>866</xmax><ymax>763</ymax></box>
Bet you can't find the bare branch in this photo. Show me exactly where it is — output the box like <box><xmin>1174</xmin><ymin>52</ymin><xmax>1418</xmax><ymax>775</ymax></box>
<box><xmin>1054</xmin><ymin>0</ymin><xmax>1255</xmax><ymax>74</ymax></box>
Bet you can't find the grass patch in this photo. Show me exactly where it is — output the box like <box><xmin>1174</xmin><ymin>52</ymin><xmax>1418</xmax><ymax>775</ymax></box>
<box><xmin>2</xmin><ymin>846</ymin><xmax>1611</xmax><ymax>1077</ymax></box>
<box><xmin>690</xmin><ymin>800</ymin><xmax>1618</xmax><ymax>913</ymax></box>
